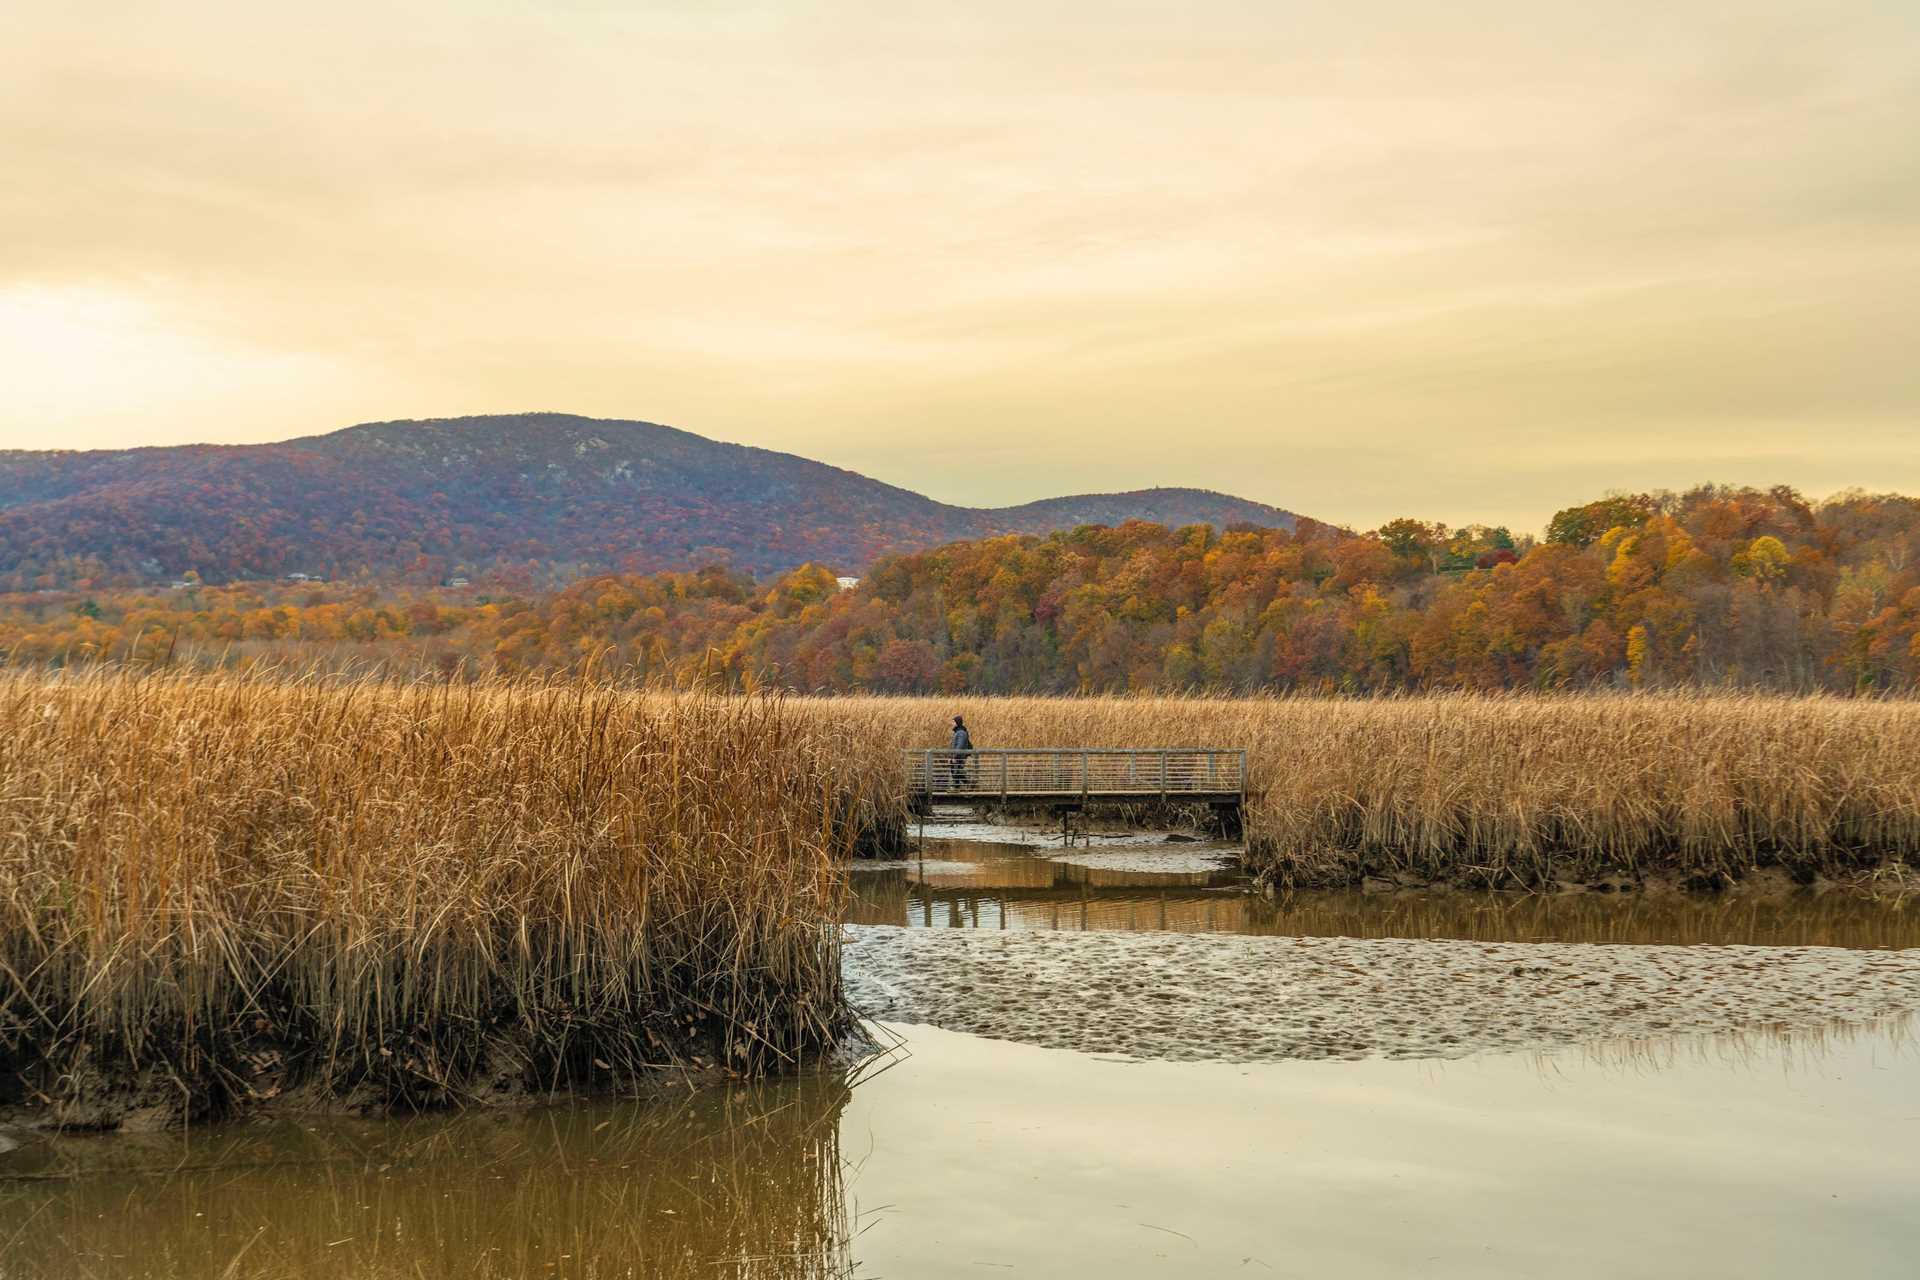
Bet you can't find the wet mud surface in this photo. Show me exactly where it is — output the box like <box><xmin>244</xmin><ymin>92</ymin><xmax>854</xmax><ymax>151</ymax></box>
<box><xmin>842</xmin><ymin>924</ymin><xmax>1920</xmax><ymax>1062</ymax></box>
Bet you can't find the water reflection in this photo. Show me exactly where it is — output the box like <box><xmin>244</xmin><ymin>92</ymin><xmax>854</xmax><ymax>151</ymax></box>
<box><xmin>1564</xmin><ymin>1011</ymin><xmax>1913</xmax><ymax>1078</ymax></box>
<box><xmin>0</xmin><ymin>1076</ymin><xmax>853</xmax><ymax>1279</ymax></box>
<box><xmin>6</xmin><ymin>1019</ymin><xmax>1918</xmax><ymax>1279</ymax></box>
<box><xmin>848</xmin><ymin>841</ymin><xmax>1920</xmax><ymax>949</ymax></box>
<box><xmin>843</xmin><ymin>1020</ymin><xmax>1920</xmax><ymax>1279</ymax></box>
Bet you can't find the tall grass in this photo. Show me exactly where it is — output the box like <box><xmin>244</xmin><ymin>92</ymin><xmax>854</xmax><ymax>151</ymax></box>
<box><xmin>793</xmin><ymin>693</ymin><xmax>1920</xmax><ymax>888</ymax></box>
<box><xmin>10</xmin><ymin>674</ymin><xmax>1917</xmax><ymax>1128</ymax></box>
<box><xmin>0</xmin><ymin>670</ymin><xmax>860</xmax><ymax>1126</ymax></box>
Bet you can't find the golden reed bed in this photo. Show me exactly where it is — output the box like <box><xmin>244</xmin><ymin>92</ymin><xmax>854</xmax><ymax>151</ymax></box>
<box><xmin>796</xmin><ymin>693</ymin><xmax>1920</xmax><ymax>888</ymax></box>
<box><xmin>0</xmin><ymin>670</ymin><xmax>861</xmax><ymax>1127</ymax></box>
<box><xmin>7</xmin><ymin>673</ymin><xmax>1918</xmax><ymax>1127</ymax></box>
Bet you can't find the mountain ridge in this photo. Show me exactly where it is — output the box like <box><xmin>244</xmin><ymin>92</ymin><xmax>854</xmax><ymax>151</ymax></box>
<box><xmin>0</xmin><ymin>412</ymin><xmax>1298</xmax><ymax>587</ymax></box>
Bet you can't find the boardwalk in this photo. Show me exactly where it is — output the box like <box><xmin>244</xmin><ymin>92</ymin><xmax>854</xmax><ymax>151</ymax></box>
<box><xmin>905</xmin><ymin>747</ymin><xmax>1245</xmax><ymax>805</ymax></box>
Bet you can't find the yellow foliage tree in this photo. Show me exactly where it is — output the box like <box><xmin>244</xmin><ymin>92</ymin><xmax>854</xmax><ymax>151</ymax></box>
<box><xmin>1626</xmin><ymin>624</ymin><xmax>1650</xmax><ymax>687</ymax></box>
<box><xmin>1738</xmin><ymin>535</ymin><xmax>1791</xmax><ymax>584</ymax></box>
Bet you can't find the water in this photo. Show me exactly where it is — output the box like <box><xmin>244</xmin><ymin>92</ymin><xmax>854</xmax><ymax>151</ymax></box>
<box><xmin>849</xmin><ymin>839</ymin><xmax>1920</xmax><ymax>949</ymax></box>
<box><xmin>8</xmin><ymin>834</ymin><xmax>1920</xmax><ymax>1278</ymax></box>
<box><xmin>1</xmin><ymin>1078</ymin><xmax>853</xmax><ymax>1279</ymax></box>
<box><xmin>5</xmin><ymin>1021</ymin><xmax>1916</xmax><ymax>1278</ymax></box>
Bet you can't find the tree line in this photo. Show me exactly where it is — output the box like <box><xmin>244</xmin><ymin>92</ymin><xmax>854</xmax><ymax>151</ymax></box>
<box><xmin>3</xmin><ymin>484</ymin><xmax>1916</xmax><ymax>692</ymax></box>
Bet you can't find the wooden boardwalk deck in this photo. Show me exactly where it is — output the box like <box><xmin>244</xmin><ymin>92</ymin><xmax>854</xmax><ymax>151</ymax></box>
<box><xmin>906</xmin><ymin>748</ymin><xmax>1245</xmax><ymax>806</ymax></box>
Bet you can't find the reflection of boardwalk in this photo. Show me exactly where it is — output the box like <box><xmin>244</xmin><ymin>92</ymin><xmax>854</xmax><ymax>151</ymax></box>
<box><xmin>871</xmin><ymin>889</ymin><xmax>1259</xmax><ymax>935</ymax></box>
<box><xmin>845</xmin><ymin>844</ymin><xmax>1920</xmax><ymax>948</ymax></box>
<box><xmin>847</xmin><ymin>844</ymin><xmax>1254</xmax><ymax>934</ymax></box>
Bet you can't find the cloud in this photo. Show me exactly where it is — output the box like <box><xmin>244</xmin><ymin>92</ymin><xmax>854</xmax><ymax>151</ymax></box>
<box><xmin>1</xmin><ymin>0</ymin><xmax>1916</xmax><ymax>532</ymax></box>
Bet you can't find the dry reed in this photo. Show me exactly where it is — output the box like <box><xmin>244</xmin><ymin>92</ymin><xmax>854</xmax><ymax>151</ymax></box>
<box><xmin>0</xmin><ymin>669</ymin><xmax>861</xmax><ymax>1127</ymax></box>
<box><xmin>11</xmin><ymin>674</ymin><xmax>1918</xmax><ymax>1126</ymax></box>
<box><xmin>791</xmin><ymin>693</ymin><xmax>1920</xmax><ymax>888</ymax></box>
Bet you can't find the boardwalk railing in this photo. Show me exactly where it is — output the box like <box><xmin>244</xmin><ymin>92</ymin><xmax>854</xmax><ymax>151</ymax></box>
<box><xmin>906</xmin><ymin>748</ymin><xmax>1246</xmax><ymax>803</ymax></box>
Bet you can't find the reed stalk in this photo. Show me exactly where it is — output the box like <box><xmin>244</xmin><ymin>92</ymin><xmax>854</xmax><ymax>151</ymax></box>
<box><xmin>790</xmin><ymin>692</ymin><xmax>1920</xmax><ymax>888</ymax></box>
<box><xmin>0</xmin><ymin>669</ymin><xmax>859</xmax><ymax>1126</ymax></box>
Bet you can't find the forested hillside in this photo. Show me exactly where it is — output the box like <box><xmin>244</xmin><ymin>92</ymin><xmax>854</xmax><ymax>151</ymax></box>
<box><xmin>5</xmin><ymin>484</ymin><xmax>1916</xmax><ymax>692</ymax></box>
<box><xmin>0</xmin><ymin>413</ymin><xmax>1295</xmax><ymax>588</ymax></box>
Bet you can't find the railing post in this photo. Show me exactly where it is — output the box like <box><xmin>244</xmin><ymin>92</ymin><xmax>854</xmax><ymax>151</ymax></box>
<box><xmin>909</xmin><ymin>743</ymin><xmax>1243</xmax><ymax>809</ymax></box>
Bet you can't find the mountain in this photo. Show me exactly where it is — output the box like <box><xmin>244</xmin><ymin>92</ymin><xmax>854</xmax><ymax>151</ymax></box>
<box><xmin>986</xmin><ymin>490</ymin><xmax>1293</xmax><ymax>535</ymax></box>
<box><xmin>0</xmin><ymin>413</ymin><xmax>1297</xmax><ymax>588</ymax></box>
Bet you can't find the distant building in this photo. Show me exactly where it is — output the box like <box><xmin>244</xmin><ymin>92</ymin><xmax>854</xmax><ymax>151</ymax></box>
<box><xmin>169</xmin><ymin>580</ymin><xmax>195</xmax><ymax>591</ymax></box>
<box><xmin>445</xmin><ymin>577</ymin><xmax>471</xmax><ymax>588</ymax></box>
<box><xmin>835</xmin><ymin>576</ymin><xmax>860</xmax><ymax>590</ymax></box>
<box><xmin>285</xmin><ymin>572</ymin><xmax>311</xmax><ymax>582</ymax></box>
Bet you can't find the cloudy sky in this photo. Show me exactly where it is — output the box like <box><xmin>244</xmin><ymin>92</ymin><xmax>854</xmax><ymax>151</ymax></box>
<box><xmin>4</xmin><ymin>0</ymin><xmax>1917</xmax><ymax>533</ymax></box>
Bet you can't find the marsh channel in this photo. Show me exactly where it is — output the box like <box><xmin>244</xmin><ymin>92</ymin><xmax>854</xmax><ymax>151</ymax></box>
<box><xmin>6</xmin><ymin>813</ymin><xmax>1920</xmax><ymax>1278</ymax></box>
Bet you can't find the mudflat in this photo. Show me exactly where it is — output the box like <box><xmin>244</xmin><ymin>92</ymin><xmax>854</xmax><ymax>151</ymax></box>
<box><xmin>843</xmin><ymin>924</ymin><xmax>1920</xmax><ymax>1062</ymax></box>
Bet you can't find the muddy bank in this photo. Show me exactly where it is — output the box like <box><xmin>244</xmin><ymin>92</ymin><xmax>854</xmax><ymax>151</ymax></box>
<box><xmin>0</xmin><ymin>1025</ymin><xmax>882</xmax><ymax>1138</ymax></box>
<box><xmin>1252</xmin><ymin>851</ymin><xmax>1920</xmax><ymax>895</ymax></box>
<box><xmin>0</xmin><ymin>1042</ymin><xmax>687</xmax><ymax>1136</ymax></box>
<box><xmin>1275</xmin><ymin>860</ymin><xmax>1920</xmax><ymax>901</ymax></box>
<box><xmin>842</xmin><ymin>924</ymin><xmax>1920</xmax><ymax>1062</ymax></box>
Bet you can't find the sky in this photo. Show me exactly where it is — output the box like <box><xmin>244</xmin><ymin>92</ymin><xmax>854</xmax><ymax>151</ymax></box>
<box><xmin>3</xmin><ymin>0</ymin><xmax>1917</xmax><ymax>535</ymax></box>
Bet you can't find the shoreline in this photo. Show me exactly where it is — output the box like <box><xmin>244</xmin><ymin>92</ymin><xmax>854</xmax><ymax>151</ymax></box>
<box><xmin>14</xmin><ymin>919</ymin><xmax>1920</xmax><ymax>1136</ymax></box>
<box><xmin>0</xmin><ymin>1026</ymin><xmax>882</xmax><ymax>1138</ymax></box>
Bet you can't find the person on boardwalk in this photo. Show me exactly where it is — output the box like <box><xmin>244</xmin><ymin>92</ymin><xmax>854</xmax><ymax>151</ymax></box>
<box><xmin>949</xmin><ymin>714</ymin><xmax>975</xmax><ymax>789</ymax></box>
